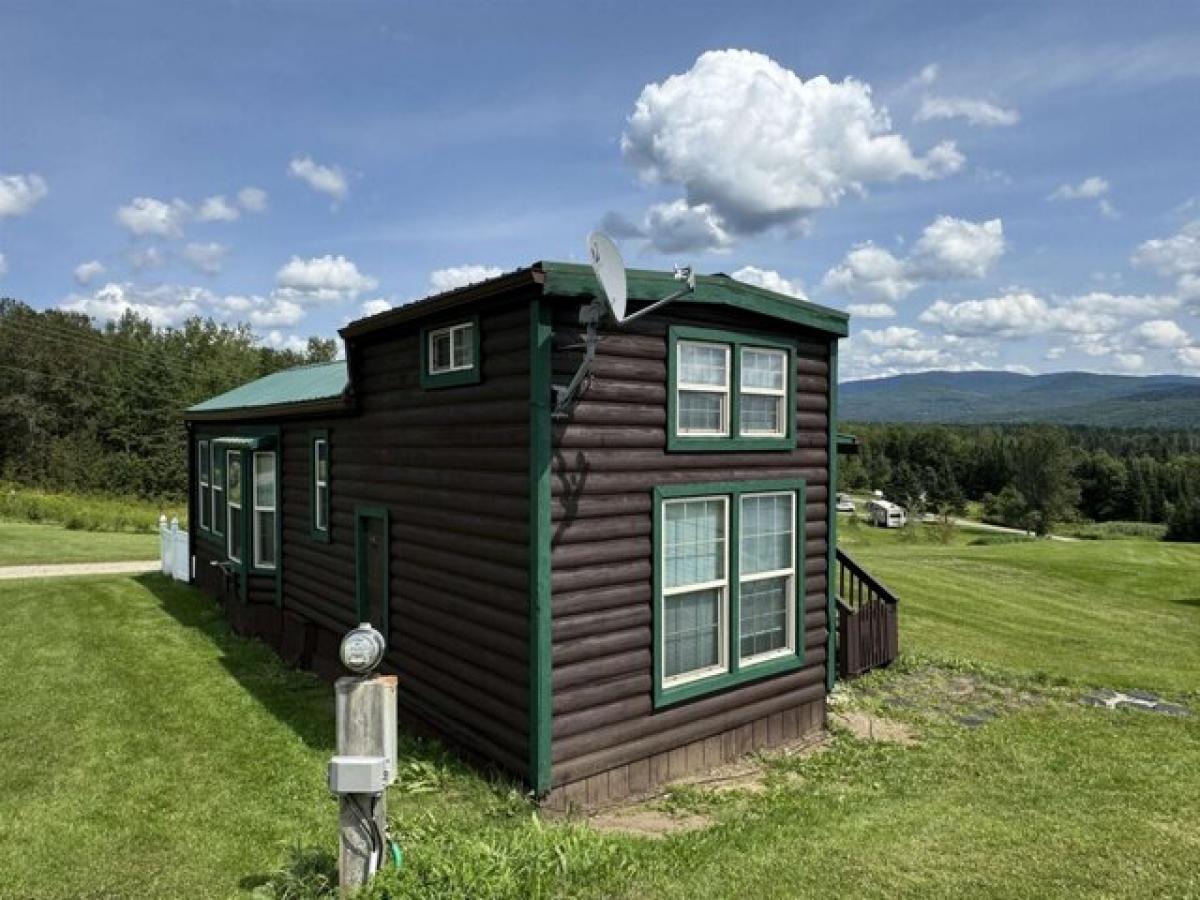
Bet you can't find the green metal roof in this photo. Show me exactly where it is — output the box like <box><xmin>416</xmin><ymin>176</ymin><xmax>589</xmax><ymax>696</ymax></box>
<box><xmin>537</xmin><ymin>262</ymin><xmax>849</xmax><ymax>337</ymax></box>
<box><xmin>187</xmin><ymin>360</ymin><xmax>348</xmax><ymax>415</ymax></box>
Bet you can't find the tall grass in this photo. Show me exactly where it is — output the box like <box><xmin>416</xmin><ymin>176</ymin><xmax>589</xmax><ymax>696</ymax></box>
<box><xmin>0</xmin><ymin>482</ymin><xmax>184</xmax><ymax>533</ymax></box>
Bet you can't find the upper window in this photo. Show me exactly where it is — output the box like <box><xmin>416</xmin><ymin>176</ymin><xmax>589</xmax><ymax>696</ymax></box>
<box><xmin>252</xmin><ymin>452</ymin><xmax>277</xmax><ymax>570</ymax></box>
<box><xmin>421</xmin><ymin>317</ymin><xmax>481</xmax><ymax>388</ymax></box>
<box><xmin>668</xmin><ymin>326</ymin><xmax>794</xmax><ymax>452</ymax></box>
<box><xmin>311</xmin><ymin>432</ymin><xmax>330</xmax><ymax>541</ymax></box>
<box><xmin>197</xmin><ymin>440</ymin><xmax>211</xmax><ymax>531</ymax></box>
<box><xmin>654</xmin><ymin>479</ymin><xmax>805</xmax><ymax>707</ymax></box>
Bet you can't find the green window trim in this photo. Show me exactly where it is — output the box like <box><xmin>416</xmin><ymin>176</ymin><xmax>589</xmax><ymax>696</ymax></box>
<box><xmin>354</xmin><ymin>505</ymin><xmax>390</xmax><ymax>645</ymax></box>
<box><xmin>196</xmin><ymin>439</ymin><xmax>211</xmax><ymax>533</ymax></box>
<box><xmin>420</xmin><ymin>315</ymin><xmax>482</xmax><ymax>389</ymax></box>
<box><xmin>652</xmin><ymin>478</ymin><xmax>807</xmax><ymax>709</ymax></box>
<box><xmin>666</xmin><ymin>325</ymin><xmax>796</xmax><ymax>452</ymax></box>
<box><xmin>309</xmin><ymin>428</ymin><xmax>331</xmax><ymax>542</ymax></box>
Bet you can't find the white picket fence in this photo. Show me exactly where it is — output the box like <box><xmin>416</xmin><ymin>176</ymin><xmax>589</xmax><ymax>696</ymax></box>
<box><xmin>159</xmin><ymin>514</ymin><xmax>190</xmax><ymax>582</ymax></box>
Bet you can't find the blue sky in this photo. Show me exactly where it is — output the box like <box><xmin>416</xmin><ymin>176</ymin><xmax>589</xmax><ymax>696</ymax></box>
<box><xmin>2</xmin><ymin>1</ymin><xmax>1199</xmax><ymax>378</ymax></box>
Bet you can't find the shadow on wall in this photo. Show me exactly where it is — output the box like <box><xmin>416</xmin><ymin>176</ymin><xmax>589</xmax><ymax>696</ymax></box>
<box><xmin>134</xmin><ymin>572</ymin><xmax>337</xmax><ymax>753</ymax></box>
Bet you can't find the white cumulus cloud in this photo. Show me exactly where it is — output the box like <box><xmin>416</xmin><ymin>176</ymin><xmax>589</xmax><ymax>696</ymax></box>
<box><xmin>730</xmin><ymin>266</ymin><xmax>806</xmax><ymax>299</ymax></box>
<box><xmin>276</xmin><ymin>254</ymin><xmax>377</xmax><ymax>302</ymax></box>
<box><xmin>237</xmin><ymin>186</ymin><xmax>268</xmax><ymax>213</ymax></box>
<box><xmin>289</xmin><ymin>156</ymin><xmax>348</xmax><ymax>203</ymax></box>
<box><xmin>1133</xmin><ymin>220</ymin><xmax>1200</xmax><ymax>311</ymax></box>
<box><xmin>1130</xmin><ymin>318</ymin><xmax>1190</xmax><ymax>349</ymax></box>
<box><xmin>846</xmin><ymin>302</ymin><xmax>897</xmax><ymax>318</ymax></box>
<box><xmin>619</xmin><ymin>49</ymin><xmax>963</xmax><ymax>247</ymax></box>
<box><xmin>429</xmin><ymin>265</ymin><xmax>505</xmax><ymax>293</ymax></box>
<box><xmin>61</xmin><ymin>282</ymin><xmax>210</xmax><ymax>328</ymax></box>
<box><xmin>0</xmin><ymin>253</ymin><xmax>7</xmax><ymax>277</ymax></box>
<box><xmin>115</xmin><ymin>197</ymin><xmax>191</xmax><ymax>237</ymax></box>
<box><xmin>360</xmin><ymin>298</ymin><xmax>393</xmax><ymax>317</ymax></box>
<box><xmin>73</xmin><ymin>260</ymin><xmax>106</xmax><ymax>285</ymax></box>
<box><xmin>195</xmin><ymin>195</ymin><xmax>240</xmax><ymax>223</ymax></box>
<box><xmin>182</xmin><ymin>242</ymin><xmax>228</xmax><ymax>276</ymax></box>
<box><xmin>1176</xmin><ymin>346</ymin><xmax>1200</xmax><ymax>369</ymax></box>
<box><xmin>915</xmin><ymin>96</ymin><xmax>1019</xmax><ymax>127</ymax></box>
<box><xmin>643</xmin><ymin>200</ymin><xmax>732</xmax><ymax>254</ymax></box>
<box><xmin>1049</xmin><ymin>176</ymin><xmax>1109</xmax><ymax>201</ymax></box>
<box><xmin>919</xmin><ymin>291</ymin><xmax>1118</xmax><ymax>338</ymax></box>
<box><xmin>859</xmin><ymin>326</ymin><xmax>923</xmax><ymax>349</ymax></box>
<box><xmin>823</xmin><ymin>216</ymin><xmax>1004</xmax><ymax>302</ymax></box>
<box><xmin>0</xmin><ymin>173</ymin><xmax>48</xmax><ymax>219</ymax></box>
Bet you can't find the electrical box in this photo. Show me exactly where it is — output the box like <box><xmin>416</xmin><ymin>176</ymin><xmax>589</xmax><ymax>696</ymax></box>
<box><xmin>328</xmin><ymin>755</ymin><xmax>388</xmax><ymax>795</ymax></box>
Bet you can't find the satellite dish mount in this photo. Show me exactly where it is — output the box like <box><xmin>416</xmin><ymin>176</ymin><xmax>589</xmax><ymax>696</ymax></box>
<box><xmin>552</xmin><ymin>233</ymin><xmax>695</xmax><ymax>418</ymax></box>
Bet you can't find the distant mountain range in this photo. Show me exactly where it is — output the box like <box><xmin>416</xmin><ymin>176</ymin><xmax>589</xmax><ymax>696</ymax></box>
<box><xmin>840</xmin><ymin>371</ymin><xmax>1200</xmax><ymax>428</ymax></box>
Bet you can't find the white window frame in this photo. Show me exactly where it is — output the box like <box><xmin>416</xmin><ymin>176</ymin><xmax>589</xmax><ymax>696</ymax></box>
<box><xmin>675</xmin><ymin>340</ymin><xmax>731</xmax><ymax>437</ymax></box>
<box><xmin>427</xmin><ymin>321</ymin><xmax>475</xmax><ymax>375</ymax></box>
<box><xmin>313</xmin><ymin>438</ymin><xmax>329</xmax><ymax>533</ymax></box>
<box><xmin>211</xmin><ymin>444</ymin><xmax>224</xmax><ymax>537</ymax></box>
<box><xmin>737</xmin><ymin>491</ymin><xmax>796</xmax><ymax>666</ymax></box>
<box><xmin>197</xmin><ymin>440</ymin><xmax>210</xmax><ymax>531</ymax></box>
<box><xmin>660</xmin><ymin>495</ymin><xmax>730</xmax><ymax>689</ymax></box>
<box><xmin>226</xmin><ymin>449</ymin><xmax>242</xmax><ymax>563</ymax></box>
<box><xmin>738</xmin><ymin>347</ymin><xmax>788</xmax><ymax>438</ymax></box>
<box><xmin>252</xmin><ymin>451</ymin><xmax>276</xmax><ymax>570</ymax></box>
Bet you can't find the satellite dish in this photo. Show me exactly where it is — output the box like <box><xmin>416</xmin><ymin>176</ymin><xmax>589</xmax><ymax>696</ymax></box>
<box><xmin>588</xmin><ymin>231</ymin><xmax>627</xmax><ymax>322</ymax></box>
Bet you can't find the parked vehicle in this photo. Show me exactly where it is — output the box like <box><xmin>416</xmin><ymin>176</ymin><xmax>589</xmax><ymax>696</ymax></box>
<box><xmin>866</xmin><ymin>499</ymin><xmax>907</xmax><ymax>528</ymax></box>
<box><xmin>836</xmin><ymin>493</ymin><xmax>856</xmax><ymax>513</ymax></box>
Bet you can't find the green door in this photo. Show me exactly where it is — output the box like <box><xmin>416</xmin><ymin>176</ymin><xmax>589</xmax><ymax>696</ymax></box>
<box><xmin>354</xmin><ymin>506</ymin><xmax>389</xmax><ymax>642</ymax></box>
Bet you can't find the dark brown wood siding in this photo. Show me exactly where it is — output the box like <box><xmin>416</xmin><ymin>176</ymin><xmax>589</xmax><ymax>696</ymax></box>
<box><xmin>190</xmin><ymin>299</ymin><xmax>533</xmax><ymax>780</ymax></box>
<box><xmin>548</xmin><ymin>300</ymin><xmax>830</xmax><ymax>787</ymax></box>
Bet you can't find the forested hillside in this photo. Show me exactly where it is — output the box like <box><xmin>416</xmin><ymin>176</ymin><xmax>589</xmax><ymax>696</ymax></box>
<box><xmin>840</xmin><ymin>422</ymin><xmax>1200</xmax><ymax>540</ymax></box>
<box><xmin>0</xmin><ymin>299</ymin><xmax>337</xmax><ymax>499</ymax></box>
<box><xmin>841</xmin><ymin>370</ymin><xmax>1200</xmax><ymax>428</ymax></box>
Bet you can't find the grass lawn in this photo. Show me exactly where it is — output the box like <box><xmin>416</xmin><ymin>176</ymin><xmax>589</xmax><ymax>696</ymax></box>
<box><xmin>1</xmin><ymin>533</ymin><xmax>1199</xmax><ymax>897</ymax></box>
<box><xmin>0</xmin><ymin>521</ymin><xmax>160</xmax><ymax>566</ymax></box>
<box><xmin>840</xmin><ymin>520</ymin><xmax>1200</xmax><ymax>693</ymax></box>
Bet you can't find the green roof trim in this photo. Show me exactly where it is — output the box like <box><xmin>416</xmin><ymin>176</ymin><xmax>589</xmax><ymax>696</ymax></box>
<box><xmin>537</xmin><ymin>262</ymin><xmax>849</xmax><ymax>337</ymax></box>
<box><xmin>187</xmin><ymin>360</ymin><xmax>348</xmax><ymax>415</ymax></box>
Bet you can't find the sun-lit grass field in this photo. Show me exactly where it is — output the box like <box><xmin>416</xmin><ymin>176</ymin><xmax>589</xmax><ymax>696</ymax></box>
<box><xmin>0</xmin><ymin>525</ymin><xmax>1197</xmax><ymax>898</ymax></box>
<box><xmin>0</xmin><ymin>521</ymin><xmax>159</xmax><ymax>566</ymax></box>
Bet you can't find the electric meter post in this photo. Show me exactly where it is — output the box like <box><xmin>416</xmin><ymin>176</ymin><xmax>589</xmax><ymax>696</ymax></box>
<box><xmin>329</xmin><ymin>624</ymin><xmax>399</xmax><ymax>890</ymax></box>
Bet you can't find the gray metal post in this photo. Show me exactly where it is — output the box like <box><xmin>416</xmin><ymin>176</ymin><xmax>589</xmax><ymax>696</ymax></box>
<box><xmin>334</xmin><ymin>675</ymin><xmax>398</xmax><ymax>892</ymax></box>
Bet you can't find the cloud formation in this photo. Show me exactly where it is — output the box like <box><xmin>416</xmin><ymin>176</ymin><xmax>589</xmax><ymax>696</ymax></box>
<box><xmin>236</xmin><ymin>186</ymin><xmax>268</xmax><ymax>213</ymax></box>
<box><xmin>429</xmin><ymin>265</ymin><xmax>505</xmax><ymax>293</ymax></box>
<box><xmin>0</xmin><ymin>174</ymin><xmax>48</xmax><ymax>219</ymax></box>
<box><xmin>915</xmin><ymin>96</ymin><xmax>1019</xmax><ymax>127</ymax></box>
<box><xmin>1049</xmin><ymin>176</ymin><xmax>1109</xmax><ymax>200</ymax></box>
<box><xmin>730</xmin><ymin>266</ymin><xmax>806</xmax><ymax>299</ymax></box>
<box><xmin>115</xmin><ymin>197</ymin><xmax>191</xmax><ymax>237</ymax></box>
<box><xmin>182</xmin><ymin>241</ymin><xmax>228</xmax><ymax>276</ymax></box>
<box><xmin>289</xmin><ymin>156</ymin><xmax>349</xmax><ymax>202</ymax></box>
<box><xmin>619</xmin><ymin>50</ymin><xmax>963</xmax><ymax>250</ymax></box>
<box><xmin>1133</xmin><ymin>220</ymin><xmax>1200</xmax><ymax>306</ymax></box>
<box><xmin>73</xmin><ymin>260</ymin><xmax>106</xmax><ymax>285</ymax></box>
<box><xmin>823</xmin><ymin>216</ymin><xmax>1004</xmax><ymax>301</ymax></box>
<box><xmin>276</xmin><ymin>254</ymin><xmax>378</xmax><ymax>302</ymax></box>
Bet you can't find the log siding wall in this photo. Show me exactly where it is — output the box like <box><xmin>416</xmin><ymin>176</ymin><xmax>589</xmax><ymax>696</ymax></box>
<box><xmin>190</xmin><ymin>300</ymin><xmax>534</xmax><ymax>781</ymax></box>
<box><xmin>547</xmin><ymin>300</ymin><xmax>831</xmax><ymax>789</ymax></box>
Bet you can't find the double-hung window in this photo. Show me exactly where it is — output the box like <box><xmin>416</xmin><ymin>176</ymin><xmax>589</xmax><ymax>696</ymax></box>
<box><xmin>654</xmin><ymin>479</ymin><xmax>805</xmax><ymax>707</ymax></box>
<box><xmin>197</xmin><ymin>440</ymin><xmax>211</xmax><ymax>531</ymax></box>
<box><xmin>311</xmin><ymin>433</ymin><xmax>330</xmax><ymax>539</ymax></box>
<box><xmin>421</xmin><ymin>317</ymin><xmax>481</xmax><ymax>388</ymax></box>
<box><xmin>212</xmin><ymin>447</ymin><xmax>226</xmax><ymax>537</ymax></box>
<box><xmin>226</xmin><ymin>451</ymin><xmax>243</xmax><ymax>563</ymax></box>
<box><xmin>668</xmin><ymin>326</ymin><xmax>794</xmax><ymax>451</ymax></box>
<box><xmin>252</xmin><ymin>452</ymin><xmax>276</xmax><ymax>570</ymax></box>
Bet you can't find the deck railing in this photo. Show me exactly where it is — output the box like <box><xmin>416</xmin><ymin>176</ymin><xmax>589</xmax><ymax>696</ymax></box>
<box><xmin>835</xmin><ymin>548</ymin><xmax>899</xmax><ymax>678</ymax></box>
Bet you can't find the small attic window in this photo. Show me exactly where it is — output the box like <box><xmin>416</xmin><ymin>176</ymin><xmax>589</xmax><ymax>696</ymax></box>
<box><xmin>421</xmin><ymin>316</ymin><xmax>481</xmax><ymax>388</ymax></box>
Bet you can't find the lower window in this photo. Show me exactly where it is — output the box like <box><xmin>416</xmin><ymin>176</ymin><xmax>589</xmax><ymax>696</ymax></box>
<box><xmin>654</xmin><ymin>479</ymin><xmax>805</xmax><ymax>706</ymax></box>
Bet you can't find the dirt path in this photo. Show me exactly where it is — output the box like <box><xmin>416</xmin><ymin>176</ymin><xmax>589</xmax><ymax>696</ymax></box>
<box><xmin>0</xmin><ymin>560</ymin><xmax>160</xmax><ymax>581</ymax></box>
<box><xmin>950</xmin><ymin>518</ymin><xmax>1079</xmax><ymax>542</ymax></box>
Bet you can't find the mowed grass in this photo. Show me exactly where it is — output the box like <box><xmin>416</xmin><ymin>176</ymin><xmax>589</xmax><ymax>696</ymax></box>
<box><xmin>840</xmin><ymin>519</ymin><xmax>1200</xmax><ymax>694</ymax></box>
<box><xmin>1</xmin><ymin>528</ymin><xmax>1199</xmax><ymax>898</ymax></box>
<box><xmin>0</xmin><ymin>521</ymin><xmax>160</xmax><ymax>566</ymax></box>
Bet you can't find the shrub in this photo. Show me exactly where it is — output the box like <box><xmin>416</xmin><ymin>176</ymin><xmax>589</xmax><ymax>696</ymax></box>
<box><xmin>0</xmin><ymin>482</ymin><xmax>184</xmax><ymax>533</ymax></box>
<box><xmin>1164</xmin><ymin>498</ymin><xmax>1200</xmax><ymax>543</ymax></box>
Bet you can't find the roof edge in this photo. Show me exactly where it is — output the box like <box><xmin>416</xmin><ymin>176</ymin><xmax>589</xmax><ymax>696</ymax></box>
<box><xmin>184</xmin><ymin>395</ymin><xmax>352</xmax><ymax>422</ymax></box>
<box><xmin>340</xmin><ymin>267</ymin><xmax>541</xmax><ymax>339</ymax></box>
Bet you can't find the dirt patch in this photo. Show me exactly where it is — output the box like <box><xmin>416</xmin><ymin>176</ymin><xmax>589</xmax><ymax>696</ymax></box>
<box><xmin>588</xmin><ymin>808</ymin><xmax>714</xmax><ymax>839</ymax></box>
<box><xmin>830</xmin><ymin>710</ymin><xmax>918</xmax><ymax>745</ymax></box>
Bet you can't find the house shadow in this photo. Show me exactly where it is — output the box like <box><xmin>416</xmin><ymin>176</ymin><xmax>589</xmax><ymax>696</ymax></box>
<box><xmin>1173</xmin><ymin>596</ymin><xmax>1200</xmax><ymax>609</ymax></box>
<box><xmin>135</xmin><ymin>572</ymin><xmax>338</xmax><ymax>752</ymax></box>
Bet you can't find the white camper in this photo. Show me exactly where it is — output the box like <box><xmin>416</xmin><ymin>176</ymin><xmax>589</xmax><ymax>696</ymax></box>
<box><xmin>866</xmin><ymin>499</ymin><xmax>907</xmax><ymax>528</ymax></box>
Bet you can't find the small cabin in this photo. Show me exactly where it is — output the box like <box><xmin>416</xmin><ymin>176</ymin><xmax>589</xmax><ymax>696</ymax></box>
<box><xmin>184</xmin><ymin>262</ymin><xmax>858</xmax><ymax>806</ymax></box>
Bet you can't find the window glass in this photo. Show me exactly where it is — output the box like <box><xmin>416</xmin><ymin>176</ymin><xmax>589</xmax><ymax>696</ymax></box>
<box><xmin>738</xmin><ymin>347</ymin><xmax>787</xmax><ymax>437</ymax></box>
<box><xmin>739</xmin><ymin>394</ymin><xmax>782</xmax><ymax>434</ymax></box>
<box><xmin>253</xmin><ymin>452</ymin><xmax>276</xmax><ymax>569</ymax></box>
<box><xmin>430</xmin><ymin>330</ymin><xmax>453</xmax><ymax>372</ymax></box>
<box><xmin>679</xmin><ymin>343</ymin><xmax>727</xmax><ymax>386</ymax></box>
<box><xmin>314</xmin><ymin>439</ymin><xmax>329</xmax><ymax>533</ymax></box>
<box><xmin>741</xmin><ymin>348</ymin><xmax>785</xmax><ymax>390</ymax></box>
<box><xmin>663</xmin><ymin>498</ymin><xmax>726</xmax><ymax>588</ymax></box>
<box><xmin>664</xmin><ymin>588</ymin><xmax>721</xmax><ymax>679</ymax></box>
<box><xmin>739</xmin><ymin>576</ymin><xmax>789</xmax><ymax>659</ymax></box>
<box><xmin>254</xmin><ymin>453</ymin><xmax>275</xmax><ymax>508</ymax></box>
<box><xmin>453</xmin><ymin>323</ymin><xmax>474</xmax><ymax>368</ymax></box>
<box><xmin>739</xmin><ymin>492</ymin><xmax>794</xmax><ymax>663</ymax></box>
<box><xmin>428</xmin><ymin>322</ymin><xmax>475</xmax><ymax>375</ymax></box>
<box><xmin>740</xmin><ymin>493</ymin><xmax>793</xmax><ymax>574</ymax></box>
<box><xmin>227</xmin><ymin>452</ymin><xmax>242</xmax><ymax>563</ymax></box>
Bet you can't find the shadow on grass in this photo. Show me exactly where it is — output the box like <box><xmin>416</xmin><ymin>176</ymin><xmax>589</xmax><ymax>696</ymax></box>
<box><xmin>1173</xmin><ymin>596</ymin><xmax>1200</xmax><ymax>608</ymax></box>
<box><xmin>134</xmin><ymin>572</ymin><xmax>336</xmax><ymax>752</ymax></box>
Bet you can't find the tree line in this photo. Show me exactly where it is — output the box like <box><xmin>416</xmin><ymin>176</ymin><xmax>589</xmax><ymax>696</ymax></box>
<box><xmin>839</xmin><ymin>422</ymin><xmax>1200</xmax><ymax>541</ymax></box>
<box><xmin>0</xmin><ymin>299</ymin><xmax>337</xmax><ymax>500</ymax></box>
